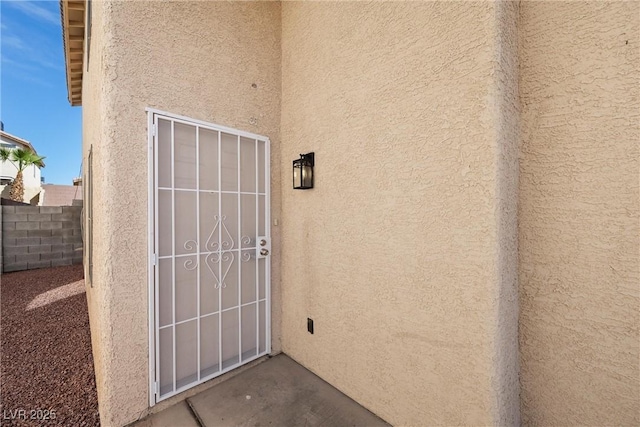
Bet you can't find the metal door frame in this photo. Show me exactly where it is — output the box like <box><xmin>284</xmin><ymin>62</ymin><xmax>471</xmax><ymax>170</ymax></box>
<box><xmin>146</xmin><ymin>108</ymin><xmax>271</xmax><ymax>406</ymax></box>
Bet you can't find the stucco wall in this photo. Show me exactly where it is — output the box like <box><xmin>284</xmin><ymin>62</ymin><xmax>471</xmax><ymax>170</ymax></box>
<box><xmin>83</xmin><ymin>2</ymin><xmax>282</xmax><ymax>425</ymax></box>
<box><xmin>0</xmin><ymin>163</ymin><xmax>41</xmax><ymax>190</ymax></box>
<box><xmin>0</xmin><ymin>150</ymin><xmax>43</xmax><ymax>204</ymax></box>
<box><xmin>519</xmin><ymin>1</ymin><xmax>639</xmax><ymax>425</ymax></box>
<box><xmin>0</xmin><ymin>134</ymin><xmax>42</xmax><ymax>195</ymax></box>
<box><xmin>280</xmin><ymin>2</ymin><xmax>519</xmax><ymax>425</ymax></box>
<box><xmin>81</xmin><ymin>0</ymin><xmax>108</xmax><ymax>424</ymax></box>
<box><xmin>0</xmin><ymin>183</ymin><xmax>42</xmax><ymax>205</ymax></box>
<box><xmin>80</xmin><ymin>1</ymin><xmax>640</xmax><ymax>425</ymax></box>
<box><xmin>493</xmin><ymin>2</ymin><xmax>520</xmax><ymax>423</ymax></box>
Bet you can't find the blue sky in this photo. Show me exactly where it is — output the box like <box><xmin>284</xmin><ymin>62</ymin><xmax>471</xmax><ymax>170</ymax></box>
<box><xmin>1</xmin><ymin>0</ymin><xmax>82</xmax><ymax>185</ymax></box>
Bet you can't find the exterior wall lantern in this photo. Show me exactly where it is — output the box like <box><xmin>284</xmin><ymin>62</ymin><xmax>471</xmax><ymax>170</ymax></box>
<box><xmin>293</xmin><ymin>152</ymin><xmax>314</xmax><ymax>190</ymax></box>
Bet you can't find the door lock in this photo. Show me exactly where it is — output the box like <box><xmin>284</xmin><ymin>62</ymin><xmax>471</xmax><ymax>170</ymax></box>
<box><xmin>257</xmin><ymin>236</ymin><xmax>269</xmax><ymax>258</ymax></box>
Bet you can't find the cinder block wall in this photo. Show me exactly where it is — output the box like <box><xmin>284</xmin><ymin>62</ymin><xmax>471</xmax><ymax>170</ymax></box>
<box><xmin>1</xmin><ymin>206</ymin><xmax>83</xmax><ymax>273</ymax></box>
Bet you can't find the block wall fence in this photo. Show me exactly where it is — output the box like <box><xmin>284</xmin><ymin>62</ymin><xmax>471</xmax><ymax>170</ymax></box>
<box><xmin>0</xmin><ymin>205</ymin><xmax>83</xmax><ymax>274</ymax></box>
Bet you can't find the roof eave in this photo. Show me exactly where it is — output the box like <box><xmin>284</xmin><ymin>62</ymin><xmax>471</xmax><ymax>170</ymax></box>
<box><xmin>61</xmin><ymin>0</ymin><xmax>86</xmax><ymax>106</ymax></box>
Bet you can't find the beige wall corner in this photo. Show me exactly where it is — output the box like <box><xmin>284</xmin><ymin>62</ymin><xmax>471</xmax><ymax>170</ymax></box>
<box><xmin>82</xmin><ymin>2</ymin><xmax>282</xmax><ymax>425</ymax></box>
<box><xmin>518</xmin><ymin>1</ymin><xmax>640</xmax><ymax>425</ymax></box>
<box><xmin>81</xmin><ymin>0</ymin><xmax>108</xmax><ymax>422</ymax></box>
<box><xmin>492</xmin><ymin>1</ymin><xmax>521</xmax><ymax>425</ymax></box>
<box><xmin>280</xmin><ymin>2</ymin><xmax>519</xmax><ymax>425</ymax></box>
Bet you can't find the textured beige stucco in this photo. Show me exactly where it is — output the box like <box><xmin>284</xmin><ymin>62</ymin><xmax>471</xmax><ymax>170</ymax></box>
<box><xmin>81</xmin><ymin>2</ymin><xmax>282</xmax><ymax>425</ymax></box>
<box><xmin>493</xmin><ymin>2</ymin><xmax>520</xmax><ymax>424</ymax></box>
<box><xmin>81</xmin><ymin>0</ymin><xmax>107</xmax><ymax>421</ymax></box>
<box><xmin>280</xmin><ymin>2</ymin><xmax>519</xmax><ymax>425</ymax></box>
<box><xmin>78</xmin><ymin>1</ymin><xmax>640</xmax><ymax>425</ymax></box>
<box><xmin>518</xmin><ymin>1</ymin><xmax>640</xmax><ymax>425</ymax></box>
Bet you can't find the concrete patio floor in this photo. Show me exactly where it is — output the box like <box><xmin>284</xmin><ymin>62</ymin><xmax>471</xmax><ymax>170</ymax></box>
<box><xmin>135</xmin><ymin>354</ymin><xmax>389</xmax><ymax>427</ymax></box>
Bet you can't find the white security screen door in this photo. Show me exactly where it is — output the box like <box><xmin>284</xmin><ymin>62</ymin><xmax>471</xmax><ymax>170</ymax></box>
<box><xmin>148</xmin><ymin>110</ymin><xmax>271</xmax><ymax>403</ymax></box>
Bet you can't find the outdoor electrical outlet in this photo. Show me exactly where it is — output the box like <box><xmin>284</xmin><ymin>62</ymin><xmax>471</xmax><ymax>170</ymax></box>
<box><xmin>307</xmin><ymin>318</ymin><xmax>314</xmax><ymax>334</ymax></box>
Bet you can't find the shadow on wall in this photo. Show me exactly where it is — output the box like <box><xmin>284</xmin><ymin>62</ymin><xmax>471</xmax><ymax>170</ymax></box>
<box><xmin>1</xmin><ymin>185</ymin><xmax>13</xmax><ymax>200</ymax></box>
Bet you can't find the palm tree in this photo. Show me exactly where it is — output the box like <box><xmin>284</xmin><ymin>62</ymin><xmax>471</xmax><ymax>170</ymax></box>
<box><xmin>0</xmin><ymin>147</ymin><xmax>45</xmax><ymax>203</ymax></box>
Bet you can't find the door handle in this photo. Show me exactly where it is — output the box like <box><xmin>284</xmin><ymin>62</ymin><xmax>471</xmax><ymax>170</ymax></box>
<box><xmin>260</xmin><ymin>248</ymin><xmax>269</xmax><ymax>256</ymax></box>
<box><xmin>260</xmin><ymin>239</ymin><xmax>267</xmax><ymax>247</ymax></box>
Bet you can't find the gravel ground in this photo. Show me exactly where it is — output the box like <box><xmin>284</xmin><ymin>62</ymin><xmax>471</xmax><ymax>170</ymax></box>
<box><xmin>1</xmin><ymin>265</ymin><xmax>99</xmax><ymax>426</ymax></box>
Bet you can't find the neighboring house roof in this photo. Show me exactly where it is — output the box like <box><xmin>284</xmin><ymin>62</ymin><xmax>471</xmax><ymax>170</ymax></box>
<box><xmin>41</xmin><ymin>184</ymin><xmax>83</xmax><ymax>206</ymax></box>
<box><xmin>60</xmin><ymin>0</ymin><xmax>85</xmax><ymax>106</ymax></box>
<box><xmin>0</xmin><ymin>130</ymin><xmax>39</xmax><ymax>155</ymax></box>
<box><xmin>0</xmin><ymin>130</ymin><xmax>45</xmax><ymax>167</ymax></box>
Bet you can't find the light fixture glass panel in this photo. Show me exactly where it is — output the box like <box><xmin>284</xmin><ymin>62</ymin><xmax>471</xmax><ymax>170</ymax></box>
<box><xmin>302</xmin><ymin>164</ymin><xmax>313</xmax><ymax>188</ymax></box>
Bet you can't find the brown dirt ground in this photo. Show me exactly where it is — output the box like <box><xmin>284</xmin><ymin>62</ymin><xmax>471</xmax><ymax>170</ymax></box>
<box><xmin>1</xmin><ymin>265</ymin><xmax>99</xmax><ymax>426</ymax></box>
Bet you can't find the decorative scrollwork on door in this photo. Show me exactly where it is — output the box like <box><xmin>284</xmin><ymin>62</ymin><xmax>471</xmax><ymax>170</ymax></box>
<box><xmin>204</xmin><ymin>215</ymin><xmax>234</xmax><ymax>251</ymax></box>
<box><xmin>180</xmin><ymin>215</ymin><xmax>253</xmax><ymax>288</ymax></box>
<box><xmin>204</xmin><ymin>252</ymin><xmax>234</xmax><ymax>289</ymax></box>
<box><xmin>184</xmin><ymin>258</ymin><xmax>197</xmax><ymax>271</ymax></box>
